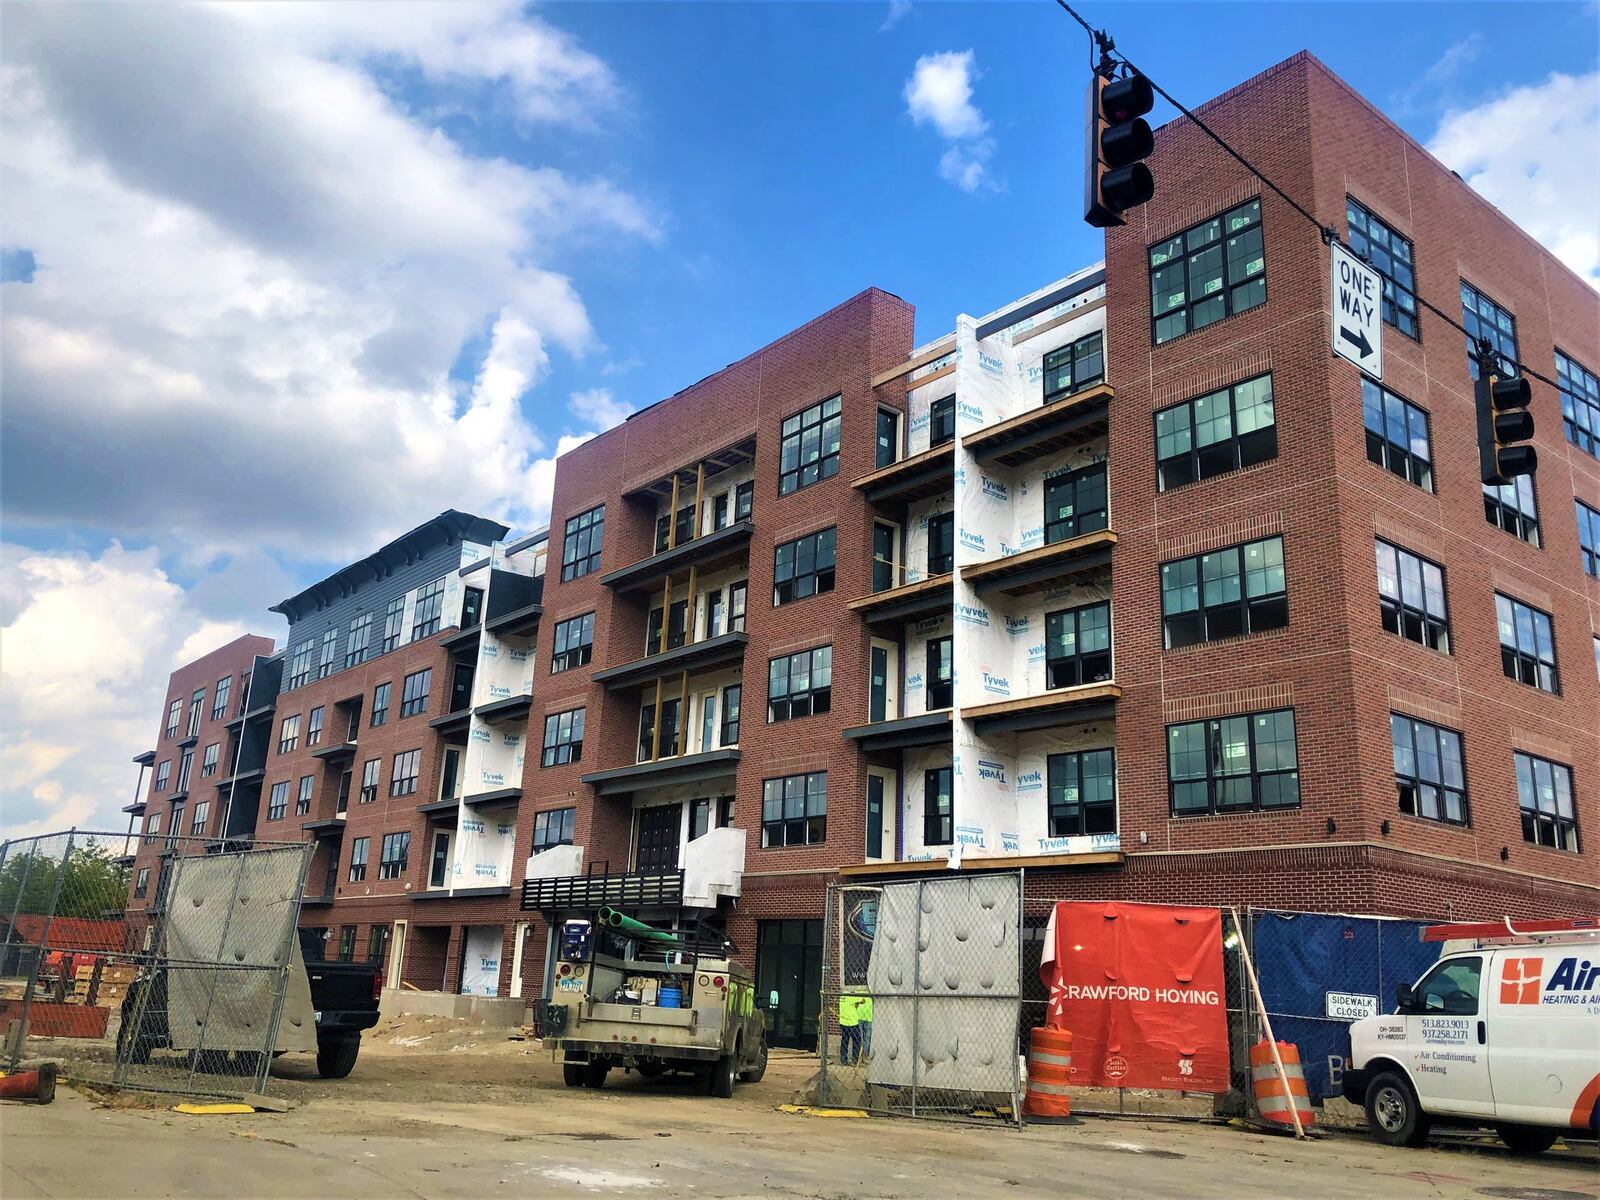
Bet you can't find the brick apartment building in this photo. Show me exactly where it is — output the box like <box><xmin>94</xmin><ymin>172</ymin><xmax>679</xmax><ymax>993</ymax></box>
<box><xmin>126</xmin><ymin>51</ymin><xmax>1597</xmax><ymax>1043</ymax></box>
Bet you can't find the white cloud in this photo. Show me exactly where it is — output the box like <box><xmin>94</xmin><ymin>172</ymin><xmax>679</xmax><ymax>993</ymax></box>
<box><xmin>568</xmin><ymin>387</ymin><xmax>633</xmax><ymax>431</ymax></box>
<box><xmin>1428</xmin><ymin>71</ymin><xmax>1600</xmax><ymax>287</ymax></box>
<box><xmin>880</xmin><ymin>0</ymin><xmax>913</xmax><ymax>33</ymax></box>
<box><xmin>904</xmin><ymin>50</ymin><xmax>999</xmax><ymax>192</ymax></box>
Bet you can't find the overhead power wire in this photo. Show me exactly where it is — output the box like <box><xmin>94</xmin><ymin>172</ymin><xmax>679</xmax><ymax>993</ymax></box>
<box><xmin>1052</xmin><ymin>0</ymin><xmax>1566</xmax><ymax>394</ymax></box>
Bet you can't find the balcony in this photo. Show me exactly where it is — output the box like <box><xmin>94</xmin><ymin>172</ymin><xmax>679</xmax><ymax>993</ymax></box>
<box><xmin>961</xmin><ymin>529</ymin><xmax>1117</xmax><ymax>598</ymax></box>
<box><xmin>122</xmin><ymin>801</ymin><xmax>146</xmax><ymax>816</ymax></box>
<box><xmin>428</xmin><ymin>707</ymin><xmax>472</xmax><ymax>736</ymax></box>
<box><xmin>176</xmin><ymin>733</ymin><xmax>199</xmax><ymax>749</ymax></box>
<box><xmin>963</xmin><ymin>383</ymin><xmax>1112</xmax><ymax>467</ymax></box>
<box><xmin>132</xmin><ymin>750</ymin><xmax>157</xmax><ymax>767</ymax></box>
<box><xmin>439</xmin><ymin>622</ymin><xmax>482</xmax><ymax>655</ymax></box>
<box><xmin>225</xmin><ymin>704</ymin><xmax>275</xmax><ymax>732</ymax></box>
<box><xmin>485</xmin><ymin>602</ymin><xmax>542</xmax><ymax>638</ymax></box>
<box><xmin>417</xmin><ymin>797</ymin><xmax>459</xmax><ymax>820</ymax></box>
<box><xmin>462</xmin><ymin>786</ymin><xmax>522</xmax><ymax>807</ymax></box>
<box><xmin>580</xmin><ymin>748</ymin><xmax>741</xmax><ymax>796</ymax></box>
<box><xmin>474</xmin><ymin>694</ymin><xmax>533</xmax><ymax>724</ymax></box>
<box><xmin>964</xmin><ymin>681</ymin><xmax>1121</xmax><ymax>735</ymax></box>
<box><xmin>591</xmin><ymin>631</ymin><xmax>748</xmax><ymax>691</ymax></box>
<box><xmin>522</xmin><ymin>859</ymin><xmax>685</xmax><ymax>913</ymax></box>
<box><xmin>301</xmin><ymin>817</ymin><xmax>345</xmax><ymax>837</ymax></box>
<box><xmin>848</xmin><ymin>572</ymin><xmax>953</xmax><ymax>625</ymax></box>
<box><xmin>216</xmin><ymin>766</ymin><xmax>264</xmax><ymax>790</ymax></box>
<box><xmin>309</xmin><ymin>740</ymin><xmax>357</xmax><ymax>763</ymax></box>
<box><xmin>852</xmin><ymin>442</ymin><xmax>954</xmax><ymax>506</ymax></box>
<box><xmin>843</xmin><ymin>710</ymin><xmax>953</xmax><ymax>752</ymax></box>
<box><xmin>600</xmin><ymin>520</ymin><xmax>753</xmax><ymax>594</ymax></box>
<box><xmin>300</xmin><ymin>892</ymin><xmax>335</xmax><ymax>907</ymax></box>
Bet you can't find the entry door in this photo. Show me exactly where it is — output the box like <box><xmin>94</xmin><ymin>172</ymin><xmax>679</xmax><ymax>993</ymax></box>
<box><xmin>757</xmin><ymin>920</ymin><xmax>823</xmax><ymax>1050</ymax></box>
<box><xmin>635</xmin><ymin>804</ymin><xmax>682</xmax><ymax>871</ymax></box>
<box><xmin>1404</xmin><ymin>954</ymin><xmax>1494</xmax><ymax>1117</ymax></box>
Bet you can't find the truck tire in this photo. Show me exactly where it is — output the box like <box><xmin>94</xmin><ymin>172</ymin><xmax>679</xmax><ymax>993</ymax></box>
<box><xmin>635</xmin><ymin>1061</ymin><xmax>667</xmax><ymax>1079</ymax></box>
<box><xmin>563</xmin><ymin>1061</ymin><xmax>585</xmax><ymax>1088</ymax></box>
<box><xmin>582</xmin><ymin>1059</ymin><xmax>609</xmax><ymax>1089</ymax></box>
<box><xmin>739</xmin><ymin>1035</ymin><xmax>768</xmax><ymax>1083</ymax></box>
<box><xmin>316</xmin><ymin>1033</ymin><xmax>361</xmax><ymax>1079</ymax></box>
<box><xmin>1365</xmin><ymin>1070</ymin><xmax>1430</xmax><ymax>1147</ymax></box>
<box><xmin>710</xmin><ymin>1052</ymin><xmax>736</xmax><ymax>1099</ymax></box>
<box><xmin>1496</xmin><ymin>1124</ymin><xmax>1558</xmax><ymax>1155</ymax></box>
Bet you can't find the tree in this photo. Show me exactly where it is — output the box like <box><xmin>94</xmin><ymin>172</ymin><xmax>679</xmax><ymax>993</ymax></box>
<box><xmin>0</xmin><ymin>838</ymin><xmax>131</xmax><ymax>921</ymax></box>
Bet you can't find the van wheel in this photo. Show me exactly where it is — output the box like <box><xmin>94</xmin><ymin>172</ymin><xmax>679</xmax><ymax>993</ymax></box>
<box><xmin>1496</xmin><ymin>1124</ymin><xmax>1558</xmax><ymax>1155</ymax></box>
<box><xmin>710</xmin><ymin>1052</ymin><xmax>736</xmax><ymax>1099</ymax></box>
<box><xmin>739</xmin><ymin>1035</ymin><xmax>768</xmax><ymax>1083</ymax></box>
<box><xmin>1365</xmin><ymin>1071</ymin><xmax>1430</xmax><ymax>1147</ymax></box>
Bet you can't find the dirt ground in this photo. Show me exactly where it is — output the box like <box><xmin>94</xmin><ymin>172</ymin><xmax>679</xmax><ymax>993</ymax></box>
<box><xmin>5</xmin><ymin>1015</ymin><xmax>1597</xmax><ymax>1199</ymax></box>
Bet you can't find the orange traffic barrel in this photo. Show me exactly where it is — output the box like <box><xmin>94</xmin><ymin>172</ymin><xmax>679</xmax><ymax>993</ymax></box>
<box><xmin>1250</xmin><ymin>1039</ymin><xmax>1314</xmax><ymax>1129</ymax></box>
<box><xmin>1023</xmin><ymin>1026</ymin><xmax>1073</xmax><ymax>1122</ymax></box>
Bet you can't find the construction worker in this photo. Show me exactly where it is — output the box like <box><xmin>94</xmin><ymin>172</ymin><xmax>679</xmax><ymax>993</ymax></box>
<box><xmin>856</xmin><ymin>990</ymin><xmax>873</xmax><ymax>1062</ymax></box>
<box><xmin>838</xmin><ymin>988</ymin><xmax>863</xmax><ymax>1065</ymax></box>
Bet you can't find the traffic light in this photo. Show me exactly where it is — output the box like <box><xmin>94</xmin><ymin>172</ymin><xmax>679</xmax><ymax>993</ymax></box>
<box><xmin>1476</xmin><ymin>368</ymin><xmax>1536</xmax><ymax>485</ymax></box>
<box><xmin>1084</xmin><ymin>71</ymin><xmax>1155</xmax><ymax>228</ymax></box>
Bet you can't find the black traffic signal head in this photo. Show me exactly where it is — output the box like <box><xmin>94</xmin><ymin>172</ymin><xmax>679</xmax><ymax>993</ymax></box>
<box><xmin>1084</xmin><ymin>71</ymin><xmax>1156</xmax><ymax>229</ymax></box>
<box><xmin>1476</xmin><ymin>370</ymin><xmax>1537</xmax><ymax>485</ymax></box>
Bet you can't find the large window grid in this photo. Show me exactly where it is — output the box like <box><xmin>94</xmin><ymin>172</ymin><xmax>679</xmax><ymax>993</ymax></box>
<box><xmin>266</xmin><ymin>781</ymin><xmax>289</xmax><ymax>822</ymax></box>
<box><xmin>318</xmin><ymin>628</ymin><xmax>338</xmax><ymax>679</ymax></box>
<box><xmin>359</xmin><ymin>759</ymin><xmax>380</xmax><ymax>804</ymax></box>
<box><xmin>923</xmin><ymin>767</ymin><xmax>953</xmax><ymax>846</ymax></box>
<box><xmin>295</xmin><ymin>775</ymin><xmax>314</xmax><ymax>816</ymax></box>
<box><xmin>562</xmin><ymin>505</ymin><xmax>605</xmax><ymax>581</ymax></box>
<box><xmin>1376</xmin><ymin>541</ymin><xmax>1450</xmax><ymax>652</ymax></box>
<box><xmin>1048</xmin><ymin>749</ymin><xmax>1116</xmax><ymax>837</ymax></box>
<box><xmin>720</xmin><ymin>684</ymin><xmax>742</xmax><ymax>746</ymax></box>
<box><xmin>1576</xmin><ymin>500</ymin><xmax>1600</xmax><ymax>578</ymax></box>
<box><xmin>212</xmin><ymin>677</ymin><xmax>231</xmax><ymax>721</ymax></box>
<box><xmin>399</xmin><ymin>668</ymin><xmax>431</xmax><ymax>718</ymax></box>
<box><xmin>1045</xmin><ymin>601</ymin><xmax>1112</xmax><ymax>688</ymax></box>
<box><xmin>1496</xmin><ymin>594</ymin><xmax>1559</xmax><ymax>693</ymax></box>
<box><xmin>154</xmin><ymin>760</ymin><xmax>171</xmax><ymax>792</ymax></box>
<box><xmin>190</xmin><ymin>800</ymin><xmax>210</xmax><ymax>837</ymax></box>
<box><xmin>379</xmin><ymin>832</ymin><xmax>410</xmax><ymax>880</ymax></box>
<box><xmin>1155</xmin><ymin>374</ymin><xmax>1275</xmax><ymax>492</ymax></box>
<box><xmin>390</xmin><ymin>749</ymin><xmax>420</xmax><ymax>797</ymax></box>
<box><xmin>346</xmin><ymin>613</ymin><xmax>373</xmax><ymax>668</ymax></box>
<box><xmin>551</xmin><ymin>613</ymin><xmax>595</xmax><ymax>673</ymax></box>
<box><xmin>1043</xmin><ymin>331</ymin><xmax>1105</xmax><ymax>402</ymax></box>
<box><xmin>1484</xmin><ymin>474</ymin><xmax>1540</xmax><ymax>546</ymax></box>
<box><xmin>773</xmin><ymin>528</ymin><xmax>836</xmax><ymax>605</ymax></box>
<box><xmin>1161</xmin><ymin>536</ymin><xmax>1287</xmax><ymax>649</ymax></box>
<box><xmin>175</xmin><ymin>749</ymin><xmax>193</xmax><ymax>793</ymax></box>
<box><xmin>1390</xmin><ymin>714</ymin><xmax>1468</xmax><ymax>826</ymax></box>
<box><xmin>201</xmin><ymin>743</ymin><xmax>219</xmax><ymax>777</ymax></box>
<box><xmin>927</xmin><ymin>512</ymin><xmax>954</xmax><ymax>575</ymax></box>
<box><xmin>541</xmin><ymin>708</ymin><xmax>585</xmax><ymax>767</ymax></box>
<box><xmin>761</xmin><ymin>772</ymin><xmax>827</xmax><ymax>847</ymax></box>
<box><xmin>278</xmin><ymin>714</ymin><xmax>300</xmax><ymax>755</ymax></box>
<box><xmin>1362</xmin><ymin>380</ymin><xmax>1433</xmax><ymax>491</ymax></box>
<box><xmin>1044</xmin><ymin>461</ymin><xmax>1108</xmax><ymax>545</ymax></box>
<box><xmin>165</xmin><ymin>698</ymin><xmax>182</xmax><ymax>738</ymax></box>
<box><xmin>306</xmin><ymin>706</ymin><xmax>324</xmax><ymax>747</ymax></box>
<box><xmin>926</xmin><ymin>636</ymin><xmax>953</xmax><ymax>709</ymax></box>
<box><xmin>287</xmin><ymin>642</ymin><xmax>314</xmax><ymax>690</ymax></box>
<box><xmin>187</xmin><ymin>688</ymin><xmax>204</xmax><ymax>737</ymax></box>
<box><xmin>929</xmin><ymin>395</ymin><xmax>955</xmax><ymax>448</ymax></box>
<box><xmin>1346</xmin><ymin>198</ymin><xmax>1419</xmax><ymax>339</ymax></box>
<box><xmin>1150</xmin><ymin>199</ymin><xmax>1266</xmax><ymax>344</ymax></box>
<box><xmin>348</xmin><ymin>837</ymin><xmax>369</xmax><ymax>882</ymax></box>
<box><xmin>411</xmin><ymin>578</ymin><xmax>445</xmax><ymax>641</ymax></box>
<box><xmin>533</xmin><ymin>808</ymin><xmax>576</xmax><ymax>852</ymax></box>
<box><xmin>381</xmin><ymin>596</ymin><xmax>405</xmax><ymax>654</ymax></box>
<box><xmin>1516</xmin><ymin>751</ymin><xmax>1579</xmax><ymax>852</ymax></box>
<box><xmin>778</xmin><ymin>396</ymin><xmax>842</xmax><ymax>496</ymax></box>
<box><xmin>637</xmin><ymin>698</ymin><xmax>681</xmax><ymax>761</ymax></box>
<box><xmin>768</xmin><ymin>646</ymin><xmax>832</xmax><ymax>722</ymax></box>
<box><xmin>1557</xmin><ymin>351</ymin><xmax>1599</xmax><ymax>458</ymax></box>
<box><xmin>370</xmin><ymin>682</ymin><xmax>390</xmax><ymax>727</ymax></box>
<box><xmin>1461</xmin><ymin>281</ymin><xmax>1519</xmax><ymax>379</ymax></box>
<box><xmin>1168</xmin><ymin>709</ymin><xmax>1299</xmax><ymax>815</ymax></box>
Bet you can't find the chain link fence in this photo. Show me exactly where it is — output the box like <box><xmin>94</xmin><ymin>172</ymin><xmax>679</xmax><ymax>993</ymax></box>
<box><xmin>0</xmin><ymin>829</ymin><xmax>312</xmax><ymax>1100</ymax></box>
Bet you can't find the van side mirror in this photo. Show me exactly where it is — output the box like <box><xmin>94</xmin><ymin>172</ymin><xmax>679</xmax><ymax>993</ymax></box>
<box><xmin>1395</xmin><ymin>984</ymin><xmax>1416</xmax><ymax>1013</ymax></box>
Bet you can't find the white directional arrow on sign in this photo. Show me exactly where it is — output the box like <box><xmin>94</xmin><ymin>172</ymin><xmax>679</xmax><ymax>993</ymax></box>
<box><xmin>1331</xmin><ymin>241</ymin><xmax>1383</xmax><ymax>380</ymax></box>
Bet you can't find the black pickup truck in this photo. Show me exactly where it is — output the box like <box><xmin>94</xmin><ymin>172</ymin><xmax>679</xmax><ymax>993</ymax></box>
<box><xmin>117</xmin><ymin>929</ymin><xmax>382</xmax><ymax>1079</ymax></box>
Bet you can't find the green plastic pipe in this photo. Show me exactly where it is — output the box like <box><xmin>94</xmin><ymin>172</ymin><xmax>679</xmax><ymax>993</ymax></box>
<box><xmin>598</xmin><ymin>907</ymin><xmax>679</xmax><ymax>943</ymax></box>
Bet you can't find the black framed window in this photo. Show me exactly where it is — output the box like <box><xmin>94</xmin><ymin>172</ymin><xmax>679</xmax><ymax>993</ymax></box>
<box><xmin>1155</xmin><ymin>374</ymin><xmax>1276</xmax><ymax>490</ymax></box>
<box><xmin>773</xmin><ymin>527</ymin><xmax>836</xmax><ymax>605</ymax></box>
<box><xmin>1362</xmin><ymin>379</ymin><xmax>1433</xmax><ymax>491</ymax></box>
<box><xmin>1044</xmin><ymin>461</ymin><xmax>1107</xmax><ymax>545</ymax></box>
<box><xmin>876</xmin><ymin>408</ymin><xmax>900</xmax><ymax>468</ymax></box>
<box><xmin>379</xmin><ymin>832</ymin><xmax>410</xmax><ymax>880</ymax></box>
<box><xmin>399</xmin><ymin>668</ymin><xmax>431</xmax><ymax>717</ymax></box>
<box><xmin>1376</xmin><ymin>540</ymin><xmax>1450</xmax><ymax>652</ymax></box>
<box><xmin>712</xmin><ymin>492</ymin><xmax>730</xmax><ymax>530</ymax></box>
<box><xmin>174</xmin><ymin>749</ymin><xmax>193</xmax><ymax>794</ymax></box>
<box><xmin>778</xmin><ymin>395</ymin><xmax>842</xmax><ymax>495</ymax></box>
<box><xmin>551</xmin><ymin>613</ymin><xmax>595</xmax><ymax>673</ymax></box>
<box><xmin>348</xmin><ymin>837</ymin><xmax>369</xmax><ymax>882</ymax></box>
<box><xmin>1462</xmin><ymin>280</ymin><xmax>1519</xmax><ymax>379</ymax></box>
<box><xmin>768</xmin><ymin>645</ymin><xmax>831</xmax><ymax>722</ymax></box>
<box><xmin>212</xmin><ymin>676</ymin><xmax>231</xmax><ymax>720</ymax></box>
<box><xmin>1346</xmin><ymin>198</ymin><xmax>1418</xmax><ymax>339</ymax></box>
<box><xmin>287</xmin><ymin>641</ymin><xmax>314</xmax><ymax>690</ymax></box>
<box><xmin>187</xmin><ymin>688</ymin><xmax>205</xmax><ymax>736</ymax></box>
<box><xmin>927</xmin><ymin>512</ymin><xmax>954</xmax><ymax>575</ymax></box>
<box><xmin>1045</xmin><ymin>601</ymin><xmax>1111</xmax><ymax>688</ymax></box>
<box><xmin>190</xmin><ymin>800</ymin><xmax>209</xmax><ymax>836</ymax></box>
<box><xmin>165</xmin><ymin>698</ymin><xmax>182</xmax><ymax>738</ymax></box>
<box><xmin>1576</xmin><ymin>500</ymin><xmax>1600</xmax><ymax>577</ymax></box>
<box><xmin>201</xmin><ymin>743</ymin><xmax>219</xmax><ymax>777</ymax></box>
<box><xmin>728</xmin><ymin>581</ymin><xmax>747</xmax><ymax>633</ymax></box>
<box><xmin>655</xmin><ymin>505</ymin><xmax>695</xmax><ymax>552</ymax></box>
<box><xmin>923</xmin><ymin>767</ymin><xmax>953</xmax><ymax>846</ymax></box>
<box><xmin>295</xmin><ymin>774</ymin><xmax>314</xmax><ymax>816</ymax></box>
<box><xmin>929</xmin><ymin>395</ymin><xmax>955</xmax><ymax>448</ymax></box>
<box><xmin>926</xmin><ymin>636</ymin><xmax>952</xmax><ymax>709</ymax></box>
<box><xmin>370</xmin><ymin>681</ymin><xmax>390</xmax><ymax>727</ymax></box>
<box><xmin>872</xmin><ymin>523</ymin><xmax>897</xmax><ymax>591</ymax></box>
<box><xmin>637</xmin><ymin>697</ymin><xmax>681</xmax><ymax>760</ymax></box>
<box><xmin>307</xmin><ymin>706</ymin><xmax>324</xmax><ymax>747</ymax></box>
<box><xmin>359</xmin><ymin>758</ymin><xmax>379</xmax><ymax>804</ymax></box>
<box><xmin>734</xmin><ymin>480</ymin><xmax>754</xmax><ymax>522</ymax></box>
<box><xmin>1557</xmin><ymin>350</ymin><xmax>1600</xmax><ymax>458</ymax></box>
<box><xmin>1048</xmin><ymin>749</ymin><xmax>1116</xmax><ymax>837</ymax></box>
<box><xmin>1150</xmin><ymin>198</ymin><xmax>1266</xmax><ymax>344</ymax></box>
<box><xmin>1496</xmin><ymin>593</ymin><xmax>1559</xmax><ymax>693</ymax></box>
<box><xmin>1161</xmin><ymin>535</ymin><xmax>1287</xmax><ymax>649</ymax></box>
<box><xmin>561</xmin><ymin>505</ymin><xmax>605</xmax><ymax>581</ymax></box>
<box><xmin>541</xmin><ymin>708</ymin><xmax>585</xmax><ymax>767</ymax></box>
<box><xmin>1516</xmin><ymin>751</ymin><xmax>1579</xmax><ymax>852</ymax></box>
<box><xmin>690</xmin><ymin>798</ymin><xmax>712</xmax><ymax>841</ymax></box>
<box><xmin>762</xmin><ymin>772</ymin><xmax>827</xmax><ymax>847</ymax></box>
<box><xmin>389</xmin><ymin>749</ymin><xmax>419</xmax><ymax>797</ymax></box>
<box><xmin>720</xmin><ymin>683</ymin><xmax>741</xmax><ymax>746</ymax></box>
<box><xmin>367</xmin><ymin>925</ymin><xmax>390</xmax><ymax>966</ymax></box>
<box><xmin>154</xmin><ymin>760</ymin><xmax>171</xmax><ymax>791</ymax></box>
<box><xmin>134</xmin><ymin>868</ymin><xmax>150</xmax><ymax>899</ymax></box>
<box><xmin>1043</xmin><ymin>331</ymin><xmax>1105</xmax><ymax>402</ymax></box>
<box><xmin>1390</xmin><ymin>713</ymin><xmax>1468</xmax><ymax>826</ymax></box>
<box><xmin>278</xmin><ymin>714</ymin><xmax>300</xmax><ymax>755</ymax></box>
<box><xmin>1484</xmin><ymin>474</ymin><xmax>1540</xmax><ymax>546</ymax></box>
<box><xmin>266</xmin><ymin>781</ymin><xmax>289</xmax><ymax>821</ymax></box>
<box><xmin>318</xmin><ymin>628</ymin><xmax>338</xmax><ymax>679</ymax></box>
<box><xmin>381</xmin><ymin>596</ymin><xmax>405</xmax><ymax>653</ymax></box>
<box><xmin>533</xmin><ymin>808</ymin><xmax>576</xmax><ymax>852</ymax></box>
<box><xmin>1168</xmin><ymin>709</ymin><xmax>1300</xmax><ymax>815</ymax></box>
<box><xmin>411</xmin><ymin>578</ymin><xmax>446</xmax><ymax>641</ymax></box>
<box><xmin>645</xmin><ymin>601</ymin><xmax>687</xmax><ymax>654</ymax></box>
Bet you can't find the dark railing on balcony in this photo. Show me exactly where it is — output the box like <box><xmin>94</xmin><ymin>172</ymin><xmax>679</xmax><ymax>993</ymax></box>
<box><xmin>521</xmin><ymin>868</ymin><xmax>684</xmax><ymax>913</ymax></box>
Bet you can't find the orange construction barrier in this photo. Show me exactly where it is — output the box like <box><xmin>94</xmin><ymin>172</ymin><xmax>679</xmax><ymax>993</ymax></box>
<box><xmin>1250</xmin><ymin>1039</ymin><xmax>1313</xmax><ymax>1129</ymax></box>
<box><xmin>1023</xmin><ymin>1026</ymin><xmax>1073</xmax><ymax>1122</ymax></box>
<box><xmin>0</xmin><ymin>1063</ymin><xmax>57</xmax><ymax>1104</ymax></box>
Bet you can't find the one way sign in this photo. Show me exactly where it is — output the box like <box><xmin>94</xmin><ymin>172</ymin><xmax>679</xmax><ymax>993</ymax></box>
<box><xmin>1331</xmin><ymin>242</ymin><xmax>1382</xmax><ymax>380</ymax></box>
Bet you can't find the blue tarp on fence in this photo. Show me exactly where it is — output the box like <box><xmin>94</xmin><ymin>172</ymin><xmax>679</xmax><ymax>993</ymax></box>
<box><xmin>1251</xmin><ymin>911</ymin><xmax>1439</xmax><ymax>1100</ymax></box>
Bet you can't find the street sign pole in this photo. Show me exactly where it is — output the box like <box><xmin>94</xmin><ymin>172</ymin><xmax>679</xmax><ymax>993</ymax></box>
<box><xmin>1330</xmin><ymin>242</ymin><xmax>1383</xmax><ymax>381</ymax></box>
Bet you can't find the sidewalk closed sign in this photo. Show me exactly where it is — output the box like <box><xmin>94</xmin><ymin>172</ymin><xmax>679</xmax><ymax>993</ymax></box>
<box><xmin>1331</xmin><ymin>242</ymin><xmax>1383</xmax><ymax>380</ymax></box>
<box><xmin>1325</xmin><ymin>990</ymin><xmax>1379</xmax><ymax>1020</ymax></box>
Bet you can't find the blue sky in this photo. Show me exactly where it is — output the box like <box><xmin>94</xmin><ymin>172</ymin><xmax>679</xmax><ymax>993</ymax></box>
<box><xmin>1</xmin><ymin>1</ymin><xmax>1596</xmax><ymax>834</ymax></box>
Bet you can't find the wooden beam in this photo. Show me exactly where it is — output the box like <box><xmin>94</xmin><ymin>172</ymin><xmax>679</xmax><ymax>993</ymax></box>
<box><xmin>869</xmin><ymin>337</ymin><xmax>957</xmax><ymax>389</ymax></box>
<box><xmin>1011</xmin><ymin>297</ymin><xmax>1107</xmax><ymax>347</ymax></box>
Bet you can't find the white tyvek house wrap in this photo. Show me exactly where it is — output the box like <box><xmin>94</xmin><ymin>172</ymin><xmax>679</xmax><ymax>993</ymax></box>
<box><xmin>866</xmin><ymin>876</ymin><xmax>1019</xmax><ymax>1094</ymax></box>
<box><xmin>160</xmin><ymin>847</ymin><xmax>316</xmax><ymax>1053</ymax></box>
<box><xmin>1012</xmin><ymin>724</ymin><xmax>1119</xmax><ymax>855</ymax></box>
<box><xmin>898</xmin><ymin>743</ymin><xmax>955</xmax><ymax>863</ymax></box>
<box><xmin>901</xmin><ymin>613</ymin><xmax>951</xmax><ymax>719</ymax></box>
<box><xmin>460</xmin><ymin>925</ymin><xmax>502</xmax><ymax>996</ymax></box>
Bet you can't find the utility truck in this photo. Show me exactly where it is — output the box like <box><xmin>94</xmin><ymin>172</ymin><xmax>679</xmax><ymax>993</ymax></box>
<box><xmin>538</xmin><ymin>908</ymin><xmax>767</xmax><ymax>1098</ymax></box>
<box><xmin>1343</xmin><ymin>918</ymin><xmax>1600</xmax><ymax>1154</ymax></box>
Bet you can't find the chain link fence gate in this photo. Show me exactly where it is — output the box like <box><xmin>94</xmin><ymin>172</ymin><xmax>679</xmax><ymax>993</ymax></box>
<box><xmin>0</xmin><ymin>829</ymin><xmax>313</xmax><ymax>1100</ymax></box>
<box><xmin>819</xmin><ymin>873</ymin><xmax>1023</xmax><ymax>1125</ymax></box>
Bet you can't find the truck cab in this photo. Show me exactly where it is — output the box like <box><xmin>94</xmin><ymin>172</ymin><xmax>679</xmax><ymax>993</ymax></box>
<box><xmin>1343</xmin><ymin>920</ymin><xmax>1599</xmax><ymax>1154</ymax></box>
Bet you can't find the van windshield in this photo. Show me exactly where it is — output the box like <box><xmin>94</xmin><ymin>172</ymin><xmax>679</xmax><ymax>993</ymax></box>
<box><xmin>1415</xmin><ymin>955</ymin><xmax>1481</xmax><ymax>1015</ymax></box>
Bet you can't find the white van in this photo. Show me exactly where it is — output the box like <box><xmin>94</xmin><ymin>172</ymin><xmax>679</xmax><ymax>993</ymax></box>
<box><xmin>1343</xmin><ymin>921</ymin><xmax>1600</xmax><ymax>1154</ymax></box>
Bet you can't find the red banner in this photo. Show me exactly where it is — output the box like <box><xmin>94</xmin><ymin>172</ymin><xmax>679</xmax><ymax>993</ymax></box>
<box><xmin>1041</xmin><ymin>901</ymin><xmax>1230</xmax><ymax>1093</ymax></box>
